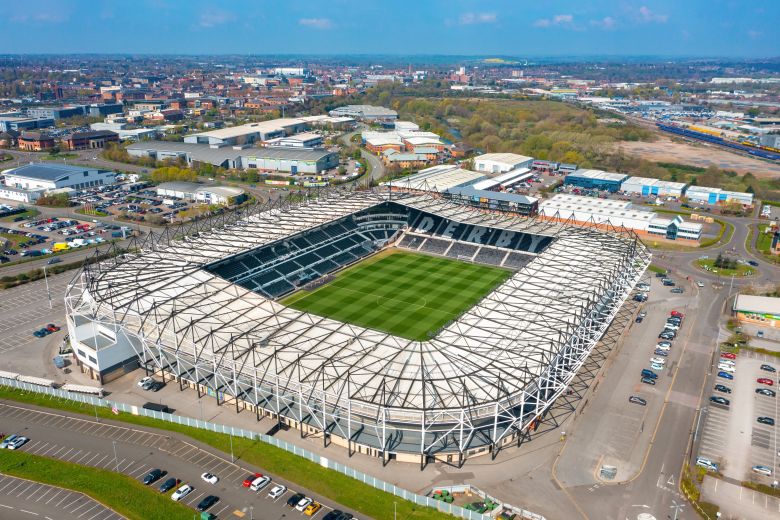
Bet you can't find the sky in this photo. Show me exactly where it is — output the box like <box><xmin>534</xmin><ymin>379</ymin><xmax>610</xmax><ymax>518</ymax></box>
<box><xmin>0</xmin><ymin>0</ymin><xmax>778</xmax><ymax>58</ymax></box>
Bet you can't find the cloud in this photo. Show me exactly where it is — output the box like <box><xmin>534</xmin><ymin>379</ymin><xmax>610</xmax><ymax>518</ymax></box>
<box><xmin>198</xmin><ymin>8</ymin><xmax>236</xmax><ymax>28</ymax></box>
<box><xmin>534</xmin><ymin>14</ymin><xmax>573</xmax><ymax>28</ymax></box>
<box><xmin>458</xmin><ymin>12</ymin><xmax>497</xmax><ymax>25</ymax></box>
<box><xmin>299</xmin><ymin>18</ymin><xmax>333</xmax><ymax>29</ymax></box>
<box><xmin>590</xmin><ymin>16</ymin><xmax>616</xmax><ymax>30</ymax></box>
<box><xmin>748</xmin><ymin>30</ymin><xmax>763</xmax><ymax>39</ymax></box>
<box><xmin>637</xmin><ymin>6</ymin><xmax>668</xmax><ymax>23</ymax></box>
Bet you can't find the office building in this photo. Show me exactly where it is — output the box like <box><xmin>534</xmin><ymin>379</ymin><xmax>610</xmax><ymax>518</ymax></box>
<box><xmin>563</xmin><ymin>169</ymin><xmax>628</xmax><ymax>192</ymax></box>
<box><xmin>3</xmin><ymin>163</ymin><xmax>116</xmax><ymax>191</ymax></box>
<box><xmin>621</xmin><ymin>177</ymin><xmax>687</xmax><ymax>198</ymax></box>
<box><xmin>473</xmin><ymin>153</ymin><xmax>534</xmax><ymax>174</ymax></box>
<box><xmin>62</xmin><ymin>130</ymin><xmax>119</xmax><ymax>151</ymax></box>
<box><xmin>733</xmin><ymin>294</ymin><xmax>780</xmax><ymax>328</ymax></box>
<box><xmin>329</xmin><ymin>105</ymin><xmax>398</xmax><ymax>122</ymax></box>
<box><xmin>684</xmin><ymin>186</ymin><xmax>754</xmax><ymax>206</ymax></box>
<box><xmin>0</xmin><ymin>116</ymin><xmax>54</xmax><ymax>132</ymax></box>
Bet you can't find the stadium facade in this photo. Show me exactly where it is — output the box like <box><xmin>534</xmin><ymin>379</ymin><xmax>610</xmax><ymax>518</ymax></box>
<box><xmin>65</xmin><ymin>190</ymin><xmax>650</xmax><ymax>465</ymax></box>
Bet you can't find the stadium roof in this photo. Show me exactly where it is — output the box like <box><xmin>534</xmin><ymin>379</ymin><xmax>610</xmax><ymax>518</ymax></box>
<box><xmin>81</xmin><ymin>190</ymin><xmax>648</xmax><ymax>415</ymax></box>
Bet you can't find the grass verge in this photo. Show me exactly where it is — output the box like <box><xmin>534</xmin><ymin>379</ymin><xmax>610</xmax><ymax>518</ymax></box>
<box><xmin>695</xmin><ymin>258</ymin><xmax>754</xmax><ymax>277</ymax></box>
<box><xmin>742</xmin><ymin>480</ymin><xmax>780</xmax><ymax>499</ymax></box>
<box><xmin>699</xmin><ymin>219</ymin><xmax>732</xmax><ymax>248</ymax></box>
<box><xmin>0</xmin><ymin>386</ymin><xmax>454</xmax><ymax>520</ymax></box>
<box><xmin>0</xmin><ymin>449</ymin><xmax>193</xmax><ymax>520</ymax></box>
<box><xmin>0</xmin><ymin>209</ymin><xmax>40</xmax><ymax>222</ymax></box>
<box><xmin>647</xmin><ymin>264</ymin><xmax>667</xmax><ymax>274</ymax></box>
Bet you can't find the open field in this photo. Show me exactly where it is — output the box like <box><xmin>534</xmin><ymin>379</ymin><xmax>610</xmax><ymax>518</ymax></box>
<box><xmin>616</xmin><ymin>135</ymin><xmax>780</xmax><ymax>178</ymax></box>
<box><xmin>282</xmin><ymin>249</ymin><xmax>511</xmax><ymax>341</ymax></box>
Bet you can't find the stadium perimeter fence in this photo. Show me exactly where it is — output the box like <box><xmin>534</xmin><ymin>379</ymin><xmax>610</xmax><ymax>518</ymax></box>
<box><xmin>0</xmin><ymin>376</ymin><xmax>546</xmax><ymax>520</ymax></box>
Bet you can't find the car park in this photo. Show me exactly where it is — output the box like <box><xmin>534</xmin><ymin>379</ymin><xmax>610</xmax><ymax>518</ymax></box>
<box><xmin>757</xmin><ymin>417</ymin><xmax>775</xmax><ymax>426</ymax></box>
<box><xmin>159</xmin><ymin>477</ymin><xmax>180</xmax><ymax>493</ymax></box>
<box><xmin>287</xmin><ymin>493</ymin><xmax>306</xmax><ymax>508</ymax></box>
<box><xmin>756</xmin><ymin>388</ymin><xmax>776</xmax><ymax>397</ymax></box>
<box><xmin>629</xmin><ymin>396</ymin><xmax>647</xmax><ymax>406</ymax></box>
<box><xmin>171</xmin><ymin>484</ymin><xmax>193</xmax><ymax>501</ymax></box>
<box><xmin>752</xmin><ymin>465</ymin><xmax>772</xmax><ymax>477</ymax></box>
<box><xmin>696</xmin><ymin>457</ymin><xmax>719</xmax><ymax>472</ymax></box>
<box><xmin>761</xmin><ymin>364</ymin><xmax>776</xmax><ymax>373</ymax></box>
<box><xmin>717</xmin><ymin>371</ymin><xmax>734</xmax><ymax>380</ymax></box>
<box><xmin>710</xmin><ymin>396</ymin><xmax>730</xmax><ymax>406</ymax></box>
<box><xmin>197</xmin><ymin>495</ymin><xmax>219</xmax><ymax>511</ymax></box>
<box><xmin>143</xmin><ymin>469</ymin><xmax>165</xmax><ymax>485</ymax></box>
<box><xmin>296</xmin><ymin>497</ymin><xmax>314</xmax><ymax>512</ymax></box>
<box><xmin>757</xmin><ymin>378</ymin><xmax>774</xmax><ymax>386</ymax></box>
<box><xmin>201</xmin><ymin>472</ymin><xmax>218</xmax><ymax>485</ymax></box>
<box><xmin>714</xmin><ymin>384</ymin><xmax>732</xmax><ymax>394</ymax></box>
<box><xmin>268</xmin><ymin>484</ymin><xmax>287</xmax><ymax>499</ymax></box>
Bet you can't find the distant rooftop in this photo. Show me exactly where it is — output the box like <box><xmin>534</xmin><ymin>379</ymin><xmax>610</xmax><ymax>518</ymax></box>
<box><xmin>5</xmin><ymin>163</ymin><xmax>112</xmax><ymax>182</ymax></box>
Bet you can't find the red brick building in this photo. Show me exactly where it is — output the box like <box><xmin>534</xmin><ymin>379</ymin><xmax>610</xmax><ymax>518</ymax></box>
<box><xmin>62</xmin><ymin>130</ymin><xmax>119</xmax><ymax>151</ymax></box>
<box><xmin>18</xmin><ymin>131</ymin><xmax>55</xmax><ymax>151</ymax></box>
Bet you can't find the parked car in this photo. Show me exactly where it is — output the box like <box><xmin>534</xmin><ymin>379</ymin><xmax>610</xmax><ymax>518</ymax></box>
<box><xmin>143</xmin><ymin>469</ymin><xmax>165</xmax><ymax>485</ymax></box>
<box><xmin>287</xmin><ymin>493</ymin><xmax>306</xmax><ymax>508</ymax></box>
<box><xmin>268</xmin><ymin>484</ymin><xmax>287</xmax><ymax>500</ymax></box>
<box><xmin>717</xmin><ymin>364</ymin><xmax>735</xmax><ymax>373</ymax></box>
<box><xmin>197</xmin><ymin>495</ymin><xmax>219</xmax><ymax>511</ymax></box>
<box><xmin>159</xmin><ymin>477</ymin><xmax>180</xmax><ymax>493</ymax></box>
<box><xmin>757</xmin><ymin>378</ymin><xmax>774</xmax><ymax>386</ymax></box>
<box><xmin>710</xmin><ymin>396</ymin><xmax>730</xmax><ymax>406</ymax></box>
<box><xmin>635</xmin><ymin>316</ymin><xmax>644</xmax><ymax>323</ymax></box>
<box><xmin>45</xmin><ymin>323</ymin><xmax>60</xmax><ymax>332</ymax></box>
<box><xmin>641</xmin><ymin>377</ymin><xmax>656</xmax><ymax>386</ymax></box>
<box><xmin>720</xmin><ymin>352</ymin><xmax>736</xmax><ymax>360</ymax></box>
<box><xmin>171</xmin><ymin>484</ymin><xmax>193</xmax><ymax>501</ymax></box>
<box><xmin>654</xmin><ymin>349</ymin><xmax>669</xmax><ymax>357</ymax></box>
<box><xmin>650</xmin><ymin>362</ymin><xmax>664</xmax><ymax>371</ymax></box>
<box><xmin>0</xmin><ymin>434</ymin><xmax>19</xmax><ymax>449</ymax></box>
<box><xmin>149</xmin><ymin>380</ymin><xmax>166</xmax><ymax>392</ymax></box>
<box><xmin>714</xmin><ymin>384</ymin><xmax>732</xmax><ymax>394</ymax></box>
<box><xmin>47</xmin><ymin>257</ymin><xmax>62</xmax><ymax>265</ymax></box>
<box><xmin>243</xmin><ymin>473</ymin><xmax>262</xmax><ymax>487</ymax></box>
<box><xmin>629</xmin><ymin>396</ymin><xmax>647</xmax><ymax>406</ymax></box>
<box><xmin>295</xmin><ymin>497</ymin><xmax>313</xmax><ymax>512</ymax></box>
<box><xmin>696</xmin><ymin>457</ymin><xmax>719</xmax><ymax>472</ymax></box>
<box><xmin>657</xmin><ymin>341</ymin><xmax>672</xmax><ymax>349</ymax></box>
<box><xmin>757</xmin><ymin>417</ymin><xmax>775</xmax><ymax>426</ymax></box>
<box><xmin>761</xmin><ymin>364</ymin><xmax>777</xmax><ymax>373</ymax></box>
<box><xmin>305</xmin><ymin>502</ymin><xmax>323</xmax><ymax>516</ymax></box>
<box><xmin>756</xmin><ymin>388</ymin><xmax>776</xmax><ymax>397</ymax></box>
<box><xmin>137</xmin><ymin>376</ymin><xmax>153</xmax><ymax>388</ymax></box>
<box><xmin>6</xmin><ymin>436</ymin><xmax>28</xmax><ymax>450</ymax></box>
<box><xmin>752</xmin><ymin>465</ymin><xmax>772</xmax><ymax>477</ymax></box>
<box><xmin>250</xmin><ymin>475</ymin><xmax>271</xmax><ymax>492</ymax></box>
<box><xmin>748</xmin><ymin>260</ymin><xmax>760</xmax><ymax>267</ymax></box>
<box><xmin>717</xmin><ymin>371</ymin><xmax>734</xmax><ymax>380</ymax></box>
<box><xmin>670</xmin><ymin>287</ymin><xmax>684</xmax><ymax>294</ymax></box>
<box><xmin>650</xmin><ymin>357</ymin><xmax>666</xmax><ymax>365</ymax></box>
<box><xmin>201</xmin><ymin>472</ymin><xmax>218</xmax><ymax>485</ymax></box>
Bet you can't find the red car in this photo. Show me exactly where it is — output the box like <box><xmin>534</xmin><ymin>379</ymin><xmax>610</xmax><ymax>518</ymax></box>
<box><xmin>757</xmin><ymin>378</ymin><xmax>774</xmax><ymax>386</ymax></box>
<box><xmin>242</xmin><ymin>473</ymin><xmax>262</xmax><ymax>487</ymax></box>
<box><xmin>670</xmin><ymin>311</ymin><xmax>684</xmax><ymax>318</ymax></box>
<box><xmin>46</xmin><ymin>324</ymin><xmax>60</xmax><ymax>333</ymax></box>
<box><xmin>720</xmin><ymin>352</ymin><xmax>737</xmax><ymax>360</ymax></box>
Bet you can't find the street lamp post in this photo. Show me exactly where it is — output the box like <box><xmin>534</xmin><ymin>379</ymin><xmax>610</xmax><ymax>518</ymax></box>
<box><xmin>112</xmin><ymin>440</ymin><xmax>119</xmax><ymax>472</ymax></box>
<box><xmin>43</xmin><ymin>265</ymin><xmax>52</xmax><ymax>310</ymax></box>
<box><xmin>229</xmin><ymin>432</ymin><xmax>234</xmax><ymax>463</ymax></box>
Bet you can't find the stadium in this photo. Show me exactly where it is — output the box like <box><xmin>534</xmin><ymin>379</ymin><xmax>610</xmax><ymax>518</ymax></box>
<box><xmin>65</xmin><ymin>189</ymin><xmax>650</xmax><ymax>465</ymax></box>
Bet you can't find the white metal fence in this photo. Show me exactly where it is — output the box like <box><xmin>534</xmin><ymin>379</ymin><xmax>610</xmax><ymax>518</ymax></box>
<box><xmin>0</xmin><ymin>377</ymin><xmax>545</xmax><ymax>520</ymax></box>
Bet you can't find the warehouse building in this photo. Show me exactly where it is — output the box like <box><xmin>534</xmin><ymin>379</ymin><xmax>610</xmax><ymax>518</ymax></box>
<box><xmin>184</xmin><ymin>118</ymin><xmax>309</xmax><ymax>146</ymax></box>
<box><xmin>383</xmin><ymin>164</ymin><xmax>486</xmax><ymax>192</ymax></box>
<box><xmin>539</xmin><ymin>194</ymin><xmax>701</xmax><ymax>241</ymax></box>
<box><xmin>329</xmin><ymin>105</ymin><xmax>398</xmax><ymax>122</ymax></box>
<box><xmin>239</xmin><ymin>147</ymin><xmax>338</xmax><ymax>174</ymax></box>
<box><xmin>3</xmin><ymin>163</ymin><xmax>116</xmax><ymax>191</ymax></box>
<box><xmin>0</xmin><ymin>116</ymin><xmax>54</xmax><ymax>132</ymax></box>
<box><xmin>621</xmin><ymin>176</ymin><xmax>687</xmax><ymax>197</ymax></box>
<box><xmin>733</xmin><ymin>294</ymin><xmax>780</xmax><ymax>328</ymax></box>
<box><xmin>684</xmin><ymin>186</ymin><xmax>754</xmax><ymax>206</ymax></box>
<box><xmin>265</xmin><ymin>132</ymin><xmax>323</xmax><ymax>148</ymax></box>
<box><xmin>564</xmin><ymin>169</ymin><xmax>628</xmax><ymax>192</ymax></box>
<box><xmin>474</xmin><ymin>153</ymin><xmax>533</xmax><ymax>174</ymax></box>
<box><xmin>127</xmin><ymin>141</ymin><xmax>243</xmax><ymax>168</ymax></box>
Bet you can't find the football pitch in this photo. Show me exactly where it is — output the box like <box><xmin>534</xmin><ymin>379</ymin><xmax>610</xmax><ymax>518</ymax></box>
<box><xmin>281</xmin><ymin>250</ymin><xmax>512</xmax><ymax>341</ymax></box>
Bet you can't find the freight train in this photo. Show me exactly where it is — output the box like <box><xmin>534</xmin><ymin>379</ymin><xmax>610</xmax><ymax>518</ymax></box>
<box><xmin>656</xmin><ymin>123</ymin><xmax>780</xmax><ymax>161</ymax></box>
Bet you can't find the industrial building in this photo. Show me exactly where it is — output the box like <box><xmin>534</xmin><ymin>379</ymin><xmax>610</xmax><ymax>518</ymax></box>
<box><xmin>539</xmin><ymin>194</ymin><xmax>702</xmax><ymax>241</ymax></box>
<box><xmin>733</xmin><ymin>294</ymin><xmax>780</xmax><ymax>328</ymax></box>
<box><xmin>329</xmin><ymin>105</ymin><xmax>398</xmax><ymax>122</ymax></box>
<box><xmin>0</xmin><ymin>116</ymin><xmax>54</xmax><ymax>132</ymax></box>
<box><xmin>184</xmin><ymin>118</ymin><xmax>309</xmax><ymax>146</ymax></box>
<box><xmin>265</xmin><ymin>132</ymin><xmax>323</xmax><ymax>148</ymax></box>
<box><xmin>563</xmin><ymin>169</ymin><xmax>628</xmax><ymax>192</ymax></box>
<box><xmin>156</xmin><ymin>182</ymin><xmax>247</xmax><ymax>205</ymax></box>
<box><xmin>3</xmin><ymin>163</ymin><xmax>116</xmax><ymax>192</ymax></box>
<box><xmin>474</xmin><ymin>153</ymin><xmax>533</xmax><ymax>174</ymax></box>
<box><xmin>127</xmin><ymin>141</ymin><xmax>338</xmax><ymax>174</ymax></box>
<box><xmin>383</xmin><ymin>165</ymin><xmax>486</xmax><ymax>192</ymax></box>
<box><xmin>27</xmin><ymin>103</ymin><xmax>123</xmax><ymax>120</ymax></box>
<box><xmin>621</xmin><ymin>177</ymin><xmax>687</xmax><ymax>198</ymax></box>
<box><xmin>684</xmin><ymin>186</ymin><xmax>754</xmax><ymax>206</ymax></box>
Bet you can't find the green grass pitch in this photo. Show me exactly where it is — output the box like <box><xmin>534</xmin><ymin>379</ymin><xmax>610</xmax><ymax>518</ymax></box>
<box><xmin>281</xmin><ymin>250</ymin><xmax>512</xmax><ymax>341</ymax></box>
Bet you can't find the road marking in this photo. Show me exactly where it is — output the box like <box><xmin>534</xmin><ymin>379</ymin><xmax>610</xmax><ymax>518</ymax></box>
<box><xmin>18</xmin><ymin>509</ymin><xmax>38</xmax><ymax>516</ymax></box>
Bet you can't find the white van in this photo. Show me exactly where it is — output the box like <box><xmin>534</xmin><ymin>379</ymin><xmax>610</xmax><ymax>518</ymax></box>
<box><xmin>696</xmin><ymin>457</ymin><xmax>718</xmax><ymax>472</ymax></box>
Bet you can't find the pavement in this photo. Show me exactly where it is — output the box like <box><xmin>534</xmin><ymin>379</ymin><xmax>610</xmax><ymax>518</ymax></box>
<box><xmin>0</xmin><ymin>401</ymin><xmax>359</xmax><ymax>520</ymax></box>
<box><xmin>0</xmin><ymin>474</ymin><xmax>123</xmax><ymax>520</ymax></box>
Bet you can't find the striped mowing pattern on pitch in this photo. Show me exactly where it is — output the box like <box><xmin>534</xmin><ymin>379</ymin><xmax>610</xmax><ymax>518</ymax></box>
<box><xmin>282</xmin><ymin>250</ymin><xmax>511</xmax><ymax>341</ymax></box>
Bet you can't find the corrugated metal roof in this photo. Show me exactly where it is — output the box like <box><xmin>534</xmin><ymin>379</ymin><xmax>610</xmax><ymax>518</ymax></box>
<box><xmin>5</xmin><ymin>163</ymin><xmax>110</xmax><ymax>182</ymax></box>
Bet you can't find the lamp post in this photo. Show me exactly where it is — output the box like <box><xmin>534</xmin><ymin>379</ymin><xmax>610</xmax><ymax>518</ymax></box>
<box><xmin>43</xmin><ymin>265</ymin><xmax>52</xmax><ymax>309</ymax></box>
<box><xmin>112</xmin><ymin>440</ymin><xmax>119</xmax><ymax>472</ymax></box>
